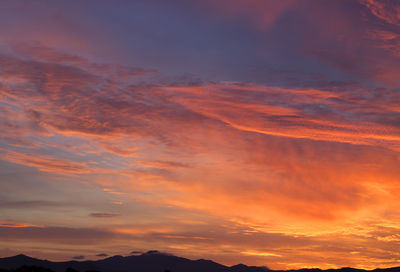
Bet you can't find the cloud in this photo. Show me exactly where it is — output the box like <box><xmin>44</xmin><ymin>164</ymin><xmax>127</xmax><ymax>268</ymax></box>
<box><xmin>360</xmin><ymin>0</ymin><xmax>400</xmax><ymax>26</ymax></box>
<box><xmin>130</xmin><ymin>251</ymin><xmax>143</xmax><ymax>255</ymax></box>
<box><xmin>196</xmin><ymin>0</ymin><xmax>296</xmax><ymax>30</ymax></box>
<box><xmin>90</xmin><ymin>213</ymin><xmax>121</xmax><ymax>218</ymax></box>
<box><xmin>1</xmin><ymin>46</ymin><xmax>400</xmax><ymax>226</ymax></box>
<box><xmin>355</xmin><ymin>1</ymin><xmax>400</xmax><ymax>86</ymax></box>
<box><xmin>13</xmin><ymin>44</ymin><xmax>158</xmax><ymax>81</ymax></box>
<box><xmin>0</xmin><ymin>50</ymin><xmax>206</xmax><ymax>144</ymax></box>
<box><xmin>0</xmin><ymin>222</ymin><xmax>42</xmax><ymax>228</ymax></box>
<box><xmin>96</xmin><ymin>253</ymin><xmax>109</xmax><ymax>257</ymax></box>
<box><xmin>72</xmin><ymin>255</ymin><xmax>85</xmax><ymax>260</ymax></box>
<box><xmin>0</xmin><ymin>200</ymin><xmax>73</xmax><ymax>209</ymax></box>
<box><xmin>0</xmin><ymin>224</ymin><xmax>116</xmax><ymax>245</ymax></box>
<box><xmin>0</xmin><ymin>150</ymin><xmax>91</xmax><ymax>174</ymax></box>
<box><xmin>2</xmin><ymin>49</ymin><xmax>400</xmax><ymax>153</ymax></box>
<box><xmin>169</xmin><ymin>83</ymin><xmax>400</xmax><ymax>150</ymax></box>
<box><xmin>1</xmin><ymin>7</ymin><xmax>400</xmax><ymax>268</ymax></box>
<box><xmin>135</xmin><ymin>160</ymin><xmax>190</xmax><ymax>169</ymax></box>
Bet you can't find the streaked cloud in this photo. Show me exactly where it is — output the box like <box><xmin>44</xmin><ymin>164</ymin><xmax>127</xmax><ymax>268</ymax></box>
<box><xmin>90</xmin><ymin>213</ymin><xmax>121</xmax><ymax>218</ymax></box>
<box><xmin>1</xmin><ymin>1</ymin><xmax>400</xmax><ymax>270</ymax></box>
<box><xmin>96</xmin><ymin>253</ymin><xmax>109</xmax><ymax>257</ymax></box>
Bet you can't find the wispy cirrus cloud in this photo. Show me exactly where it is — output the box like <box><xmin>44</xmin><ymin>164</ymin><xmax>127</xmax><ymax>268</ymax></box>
<box><xmin>2</xmin><ymin>1</ymin><xmax>400</xmax><ymax>269</ymax></box>
<box><xmin>2</xmin><ymin>47</ymin><xmax>400</xmax><ymax>151</ymax></box>
<box><xmin>1</xmin><ymin>46</ymin><xmax>400</xmax><ymax>226</ymax></box>
<box><xmin>0</xmin><ymin>150</ymin><xmax>92</xmax><ymax>174</ymax></box>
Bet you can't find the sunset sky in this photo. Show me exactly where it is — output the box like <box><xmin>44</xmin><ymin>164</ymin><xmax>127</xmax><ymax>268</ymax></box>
<box><xmin>2</xmin><ymin>0</ymin><xmax>400</xmax><ymax>269</ymax></box>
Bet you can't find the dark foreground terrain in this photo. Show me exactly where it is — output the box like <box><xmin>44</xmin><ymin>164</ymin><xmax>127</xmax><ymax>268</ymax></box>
<box><xmin>1</xmin><ymin>252</ymin><xmax>400</xmax><ymax>272</ymax></box>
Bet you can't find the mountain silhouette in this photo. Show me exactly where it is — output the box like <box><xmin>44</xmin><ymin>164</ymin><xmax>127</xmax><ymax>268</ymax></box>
<box><xmin>1</xmin><ymin>252</ymin><xmax>400</xmax><ymax>272</ymax></box>
<box><xmin>0</xmin><ymin>252</ymin><xmax>269</xmax><ymax>272</ymax></box>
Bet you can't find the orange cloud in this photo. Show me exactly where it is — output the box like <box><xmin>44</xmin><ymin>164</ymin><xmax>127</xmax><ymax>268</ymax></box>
<box><xmin>169</xmin><ymin>84</ymin><xmax>400</xmax><ymax>150</ymax></box>
<box><xmin>0</xmin><ymin>222</ymin><xmax>42</xmax><ymax>228</ymax></box>
<box><xmin>2</xmin><ymin>45</ymin><xmax>400</xmax><ymax>269</ymax></box>
<box><xmin>0</xmin><ymin>150</ymin><xmax>92</xmax><ymax>174</ymax></box>
<box><xmin>1</xmin><ymin>47</ymin><xmax>399</xmax><ymax>222</ymax></box>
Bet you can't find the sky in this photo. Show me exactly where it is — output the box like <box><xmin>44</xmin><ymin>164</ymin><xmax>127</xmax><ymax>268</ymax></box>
<box><xmin>1</xmin><ymin>0</ymin><xmax>400</xmax><ymax>269</ymax></box>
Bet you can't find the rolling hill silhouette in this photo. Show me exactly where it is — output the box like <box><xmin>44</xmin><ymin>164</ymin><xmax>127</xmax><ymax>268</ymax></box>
<box><xmin>1</xmin><ymin>252</ymin><xmax>400</xmax><ymax>272</ymax></box>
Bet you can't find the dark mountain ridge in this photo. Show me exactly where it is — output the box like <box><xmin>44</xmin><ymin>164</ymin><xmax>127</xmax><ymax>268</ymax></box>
<box><xmin>1</xmin><ymin>252</ymin><xmax>399</xmax><ymax>272</ymax></box>
<box><xmin>0</xmin><ymin>252</ymin><xmax>268</xmax><ymax>272</ymax></box>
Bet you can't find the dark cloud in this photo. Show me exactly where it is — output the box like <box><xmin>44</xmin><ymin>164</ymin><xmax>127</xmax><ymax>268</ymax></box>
<box><xmin>0</xmin><ymin>200</ymin><xmax>72</xmax><ymax>209</ymax></box>
<box><xmin>0</xmin><ymin>225</ymin><xmax>116</xmax><ymax>245</ymax></box>
<box><xmin>72</xmin><ymin>255</ymin><xmax>85</xmax><ymax>260</ymax></box>
<box><xmin>96</xmin><ymin>253</ymin><xmax>109</xmax><ymax>257</ymax></box>
<box><xmin>130</xmin><ymin>251</ymin><xmax>143</xmax><ymax>255</ymax></box>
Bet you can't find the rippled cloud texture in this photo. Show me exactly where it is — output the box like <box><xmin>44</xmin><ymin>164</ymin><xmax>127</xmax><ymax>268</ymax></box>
<box><xmin>1</xmin><ymin>0</ymin><xmax>400</xmax><ymax>269</ymax></box>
